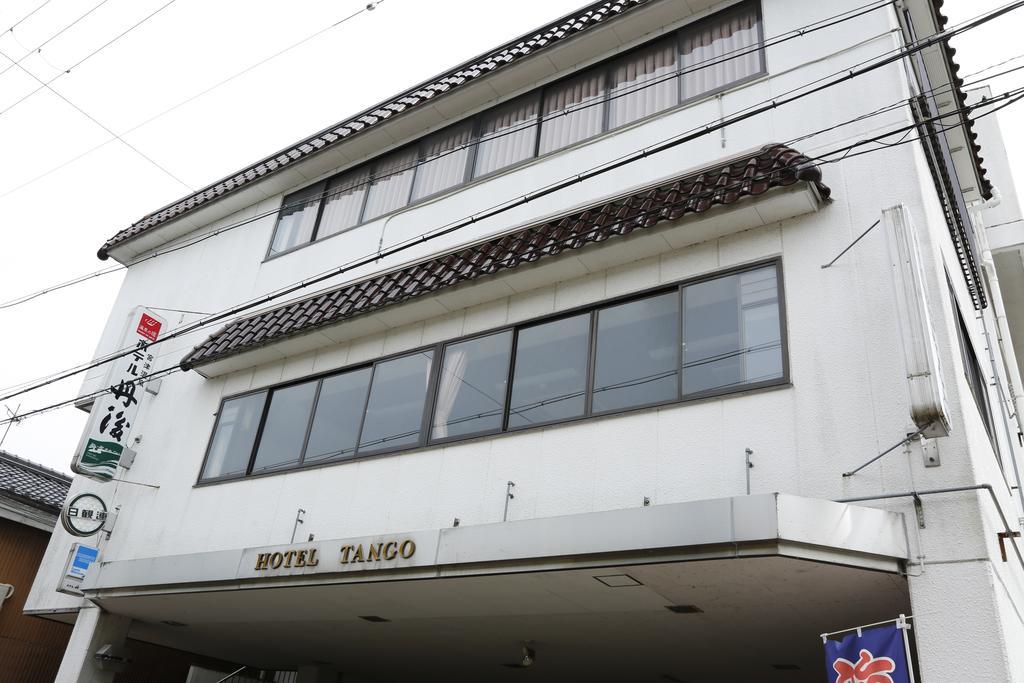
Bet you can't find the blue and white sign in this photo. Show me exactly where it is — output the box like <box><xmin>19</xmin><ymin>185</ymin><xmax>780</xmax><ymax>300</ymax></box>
<box><xmin>824</xmin><ymin>622</ymin><xmax>913</xmax><ymax>683</ymax></box>
<box><xmin>57</xmin><ymin>543</ymin><xmax>100</xmax><ymax>596</ymax></box>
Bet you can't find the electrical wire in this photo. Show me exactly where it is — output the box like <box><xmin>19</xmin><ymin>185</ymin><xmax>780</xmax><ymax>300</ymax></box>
<box><xmin>1</xmin><ymin>0</ymin><xmax>1019</xmax><ymax>407</ymax></box>
<box><xmin>0</xmin><ymin>0</ymin><xmax>375</xmax><ymax>121</ymax></box>
<box><xmin>0</xmin><ymin>0</ymin><xmax>880</xmax><ymax>204</ymax></box>
<box><xmin>0</xmin><ymin>0</ymin><xmax>113</xmax><ymax>79</ymax></box>
<box><xmin>0</xmin><ymin>0</ymin><xmax>896</xmax><ymax>310</ymax></box>
<box><xmin>0</xmin><ymin>43</ymin><xmax>194</xmax><ymax>191</ymax></box>
<box><xmin>3</xmin><ymin>85</ymin><xmax>1022</xmax><ymax>426</ymax></box>
<box><xmin>2</xmin><ymin>0</ymin><xmax>56</xmax><ymax>34</ymax></box>
<box><xmin>6</xmin><ymin>31</ymin><xmax>1014</xmax><ymax>315</ymax></box>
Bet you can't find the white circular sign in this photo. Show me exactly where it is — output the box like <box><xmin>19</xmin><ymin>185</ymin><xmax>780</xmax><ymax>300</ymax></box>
<box><xmin>61</xmin><ymin>493</ymin><xmax>108</xmax><ymax>537</ymax></box>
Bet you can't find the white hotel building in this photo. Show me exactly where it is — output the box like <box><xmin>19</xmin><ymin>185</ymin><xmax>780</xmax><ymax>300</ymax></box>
<box><xmin>23</xmin><ymin>0</ymin><xmax>1024</xmax><ymax>680</ymax></box>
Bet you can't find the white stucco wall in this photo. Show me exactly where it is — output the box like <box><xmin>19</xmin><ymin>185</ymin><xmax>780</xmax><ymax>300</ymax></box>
<box><xmin>26</xmin><ymin>0</ymin><xmax>1024</xmax><ymax>678</ymax></box>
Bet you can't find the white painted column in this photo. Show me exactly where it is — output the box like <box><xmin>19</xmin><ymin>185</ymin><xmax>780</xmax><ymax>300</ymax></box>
<box><xmin>909</xmin><ymin>562</ymin><xmax>1018</xmax><ymax>681</ymax></box>
<box><xmin>297</xmin><ymin>663</ymin><xmax>340</xmax><ymax>683</ymax></box>
<box><xmin>54</xmin><ymin>605</ymin><xmax>132</xmax><ymax>683</ymax></box>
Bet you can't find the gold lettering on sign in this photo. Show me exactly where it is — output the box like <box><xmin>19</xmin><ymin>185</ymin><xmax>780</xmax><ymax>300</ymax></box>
<box><xmin>255</xmin><ymin>539</ymin><xmax>414</xmax><ymax>571</ymax></box>
<box><xmin>254</xmin><ymin>548</ymin><xmax>319</xmax><ymax>571</ymax></box>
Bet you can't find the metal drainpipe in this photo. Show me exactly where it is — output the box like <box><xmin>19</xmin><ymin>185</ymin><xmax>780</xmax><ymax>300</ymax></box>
<box><xmin>836</xmin><ymin>484</ymin><xmax>1024</xmax><ymax>572</ymax></box>
<box><xmin>971</xmin><ymin>197</ymin><xmax>1024</xmax><ymax>516</ymax></box>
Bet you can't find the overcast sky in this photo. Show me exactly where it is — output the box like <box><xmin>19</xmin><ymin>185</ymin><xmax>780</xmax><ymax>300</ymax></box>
<box><xmin>0</xmin><ymin>0</ymin><xmax>1020</xmax><ymax>473</ymax></box>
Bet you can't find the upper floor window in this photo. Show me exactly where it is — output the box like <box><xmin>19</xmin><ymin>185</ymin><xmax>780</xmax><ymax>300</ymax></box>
<box><xmin>266</xmin><ymin>1</ymin><xmax>765</xmax><ymax>258</ymax></box>
<box><xmin>198</xmin><ymin>261</ymin><xmax>786</xmax><ymax>483</ymax></box>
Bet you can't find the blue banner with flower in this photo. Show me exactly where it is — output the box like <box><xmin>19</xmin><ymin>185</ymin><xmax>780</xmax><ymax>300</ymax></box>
<box><xmin>824</xmin><ymin>622</ymin><xmax>912</xmax><ymax>683</ymax></box>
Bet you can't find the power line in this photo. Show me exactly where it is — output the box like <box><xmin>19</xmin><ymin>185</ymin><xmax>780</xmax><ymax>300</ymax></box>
<box><xmin>0</xmin><ymin>43</ymin><xmax>194</xmax><ymax>191</ymax></box>
<box><xmin>2</xmin><ymin>92</ymin><xmax>1019</xmax><ymax>429</ymax></box>
<box><xmin>0</xmin><ymin>0</ymin><xmax>372</xmax><ymax>121</ymax></box>
<box><xmin>0</xmin><ymin>264</ymin><xmax>124</xmax><ymax>310</ymax></box>
<box><xmin>0</xmin><ymin>0</ymin><xmax>872</xmax><ymax>203</ymax></box>
<box><xmin>3</xmin><ymin>0</ymin><xmax>56</xmax><ymax>34</ymax></box>
<box><xmin>0</xmin><ymin>0</ymin><xmax>1017</xmax><ymax>405</ymax></box>
<box><xmin>0</xmin><ymin>0</ymin><xmax>113</xmax><ymax>79</ymax></box>
<box><xmin>2</xmin><ymin>80</ymin><xmax>1020</xmax><ymax>420</ymax></box>
<box><xmin>5</xmin><ymin>28</ymin><xmax>1011</xmax><ymax>316</ymax></box>
<box><xmin>0</xmin><ymin>0</ymin><xmax>892</xmax><ymax>310</ymax></box>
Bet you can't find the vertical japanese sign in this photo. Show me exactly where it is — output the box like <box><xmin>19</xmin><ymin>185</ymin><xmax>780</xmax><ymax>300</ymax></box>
<box><xmin>823</xmin><ymin>620</ymin><xmax>914</xmax><ymax>683</ymax></box>
<box><xmin>71</xmin><ymin>307</ymin><xmax>165</xmax><ymax>482</ymax></box>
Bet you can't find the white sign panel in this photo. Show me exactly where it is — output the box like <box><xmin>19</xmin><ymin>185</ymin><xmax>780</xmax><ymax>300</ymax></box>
<box><xmin>71</xmin><ymin>307</ymin><xmax>166</xmax><ymax>481</ymax></box>
<box><xmin>60</xmin><ymin>493</ymin><xmax>109</xmax><ymax>537</ymax></box>
<box><xmin>57</xmin><ymin>543</ymin><xmax>99</xmax><ymax>596</ymax></box>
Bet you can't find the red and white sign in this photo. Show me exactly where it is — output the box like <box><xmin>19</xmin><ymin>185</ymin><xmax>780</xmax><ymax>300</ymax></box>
<box><xmin>136</xmin><ymin>313</ymin><xmax>163</xmax><ymax>342</ymax></box>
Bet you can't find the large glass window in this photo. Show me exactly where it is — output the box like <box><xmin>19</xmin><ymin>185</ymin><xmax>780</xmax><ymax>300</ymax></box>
<box><xmin>363</xmin><ymin>149</ymin><xmax>417</xmax><ymax>221</ymax></box>
<box><xmin>538</xmin><ymin>70</ymin><xmax>606</xmax><ymax>155</ymax></box>
<box><xmin>682</xmin><ymin>265</ymin><xmax>782</xmax><ymax>395</ymax></box>
<box><xmin>679</xmin><ymin>2</ymin><xmax>762</xmax><ymax>101</ymax></box>
<box><xmin>473</xmin><ymin>97</ymin><xmax>540</xmax><ymax>178</ymax></box>
<box><xmin>269</xmin><ymin>182</ymin><xmax>325</xmax><ymax>256</ymax></box>
<box><xmin>200</xmin><ymin>262</ymin><xmax>785</xmax><ymax>483</ymax></box>
<box><xmin>608</xmin><ymin>38</ymin><xmax>679</xmax><ymax>129</ymax></box>
<box><xmin>304</xmin><ymin>367</ymin><xmax>372</xmax><ymax>463</ymax></box>
<box><xmin>266</xmin><ymin>2</ymin><xmax>764</xmax><ymax>257</ymax></box>
<box><xmin>953</xmin><ymin>303</ymin><xmax>996</xmax><ymax>446</ymax></box>
<box><xmin>592</xmin><ymin>291</ymin><xmax>679</xmax><ymax>412</ymax></box>
<box><xmin>201</xmin><ymin>392</ymin><xmax>266</xmax><ymax>479</ymax></box>
<box><xmin>359</xmin><ymin>352</ymin><xmax>434</xmax><ymax>453</ymax></box>
<box><xmin>411</xmin><ymin>123</ymin><xmax>474</xmax><ymax>201</ymax></box>
<box><xmin>250</xmin><ymin>381</ymin><xmax>318</xmax><ymax>473</ymax></box>
<box><xmin>508</xmin><ymin>314</ymin><xmax>590</xmax><ymax>428</ymax></box>
<box><xmin>432</xmin><ymin>331</ymin><xmax>513</xmax><ymax>439</ymax></box>
<box><xmin>317</xmin><ymin>168</ymin><xmax>370</xmax><ymax>238</ymax></box>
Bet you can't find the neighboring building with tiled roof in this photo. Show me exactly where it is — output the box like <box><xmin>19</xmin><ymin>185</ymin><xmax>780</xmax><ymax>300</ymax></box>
<box><xmin>0</xmin><ymin>450</ymin><xmax>70</xmax><ymax>523</ymax></box>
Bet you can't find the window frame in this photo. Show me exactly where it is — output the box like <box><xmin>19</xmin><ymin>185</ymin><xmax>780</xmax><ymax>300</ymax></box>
<box><xmin>196</xmin><ymin>258</ymin><xmax>788</xmax><ymax>486</ymax></box>
<box><xmin>951</xmin><ymin>292</ymin><xmax>999</xmax><ymax>453</ymax></box>
<box><xmin>263</xmin><ymin>0</ymin><xmax>767</xmax><ymax>262</ymax></box>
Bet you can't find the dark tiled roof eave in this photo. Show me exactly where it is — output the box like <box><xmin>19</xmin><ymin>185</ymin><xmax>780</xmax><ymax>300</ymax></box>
<box><xmin>0</xmin><ymin>450</ymin><xmax>72</xmax><ymax>513</ymax></box>
<box><xmin>97</xmin><ymin>0</ymin><xmax>654</xmax><ymax>260</ymax></box>
<box><xmin>930</xmin><ymin>0</ymin><xmax>992</xmax><ymax>199</ymax></box>
<box><xmin>180</xmin><ymin>143</ymin><xmax>830</xmax><ymax>371</ymax></box>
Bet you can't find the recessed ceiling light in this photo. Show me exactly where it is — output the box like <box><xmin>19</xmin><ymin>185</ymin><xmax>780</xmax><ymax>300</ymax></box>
<box><xmin>358</xmin><ymin>615</ymin><xmax>390</xmax><ymax>623</ymax></box>
<box><xmin>664</xmin><ymin>604</ymin><xmax>703</xmax><ymax>614</ymax></box>
<box><xmin>594</xmin><ymin>574</ymin><xmax>643</xmax><ymax>587</ymax></box>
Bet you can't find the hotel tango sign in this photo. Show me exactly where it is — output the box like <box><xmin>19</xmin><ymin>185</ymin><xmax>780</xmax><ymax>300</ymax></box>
<box><xmin>71</xmin><ymin>307</ymin><xmax>165</xmax><ymax>482</ymax></box>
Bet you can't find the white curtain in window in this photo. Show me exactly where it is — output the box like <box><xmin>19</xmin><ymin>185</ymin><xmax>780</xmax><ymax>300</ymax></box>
<box><xmin>474</xmin><ymin>97</ymin><xmax>539</xmax><ymax>177</ymax></box>
<box><xmin>680</xmin><ymin>5</ymin><xmax>761</xmax><ymax>101</ymax></box>
<box><xmin>538</xmin><ymin>70</ymin><xmax>606</xmax><ymax>155</ymax></box>
<box><xmin>318</xmin><ymin>168</ymin><xmax>371</xmax><ymax>238</ymax></box>
<box><xmin>269</xmin><ymin>183</ymin><xmax>324</xmax><ymax>255</ymax></box>
<box><xmin>411</xmin><ymin>123</ymin><xmax>473</xmax><ymax>201</ymax></box>
<box><xmin>363</xmin><ymin>149</ymin><xmax>417</xmax><ymax>221</ymax></box>
<box><xmin>431</xmin><ymin>349</ymin><xmax>468</xmax><ymax>439</ymax></box>
<box><xmin>608</xmin><ymin>39</ymin><xmax>679</xmax><ymax>128</ymax></box>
